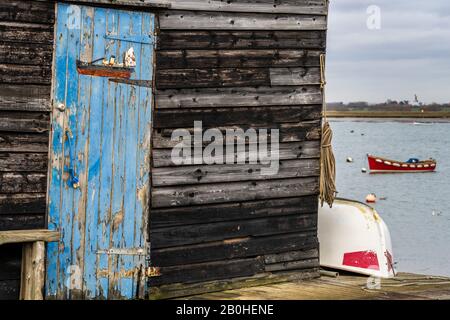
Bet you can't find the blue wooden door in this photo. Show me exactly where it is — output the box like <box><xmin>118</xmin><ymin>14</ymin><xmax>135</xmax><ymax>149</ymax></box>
<box><xmin>46</xmin><ymin>3</ymin><xmax>155</xmax><ymax>299</ymax></box>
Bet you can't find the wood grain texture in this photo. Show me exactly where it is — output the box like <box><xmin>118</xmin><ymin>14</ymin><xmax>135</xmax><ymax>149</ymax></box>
<box><xmin>151</xmin><ymin>0</ymin><xmax>327</xmax><ymax>15</ymax></box>
<box><xmin>0</xmin><ymin>111</ymin><xmax>49</xmax><ymax>132</ymax></box>
<box><xmin>0</xmin><ymin>132</ymin><xmax>48</xmax><ymax>152</ymax></box>
<box><xmin>149</xmin><ymin>257</ymin><xmax>265</xmax><ymax>286</ymax></box>
<box><xmin>0</xmin><ymin>21</ymin><xmax>53</xmax><ymax>44</ymax></box>
<box><xmin>157</xmin><ymin>30</ymin><xmax>326</xmax><ymax>50</ymax></box>
<box><xmin>0</xmin><ymin>214</ymin><xmax>44</xmax><ymax>231</ymax></box>
<box><xmin>152</xmin><ymin>159</ymin><xmax>319</xmax><ymax>186</ymax></box>
<box><xmin>151</xmin><ymin>195</ymin><xmax>318</xmax><ymax>228</ymax></box>
<box><xmin>0</xmin><ymin>0</ymin><xmax>54</xmax><ymax>24</ymax></box>
<box><xmin>0</xmin><ymin>229</ymin><xmax>59</xmax><ymax>245</ymax></box>
<box><xmin>156</xmin><ymin>86</ymin><xmax>322</xmax><ymax>109</ymax></box>
<box><xmin>159</xmin><ymin>10</ymin><xmax>327</xmax><ymax>30</ymax></box>
<box><xmin>151</xmin><ymin>214</ymin><xmax>317</xmax><ymax>248</ymax></box>
<box><xmin>153</xmin><ymin>140</ymin><xmax>320</xmax><ymax>167</ymax></box>
<box><xmin>0</xmin><ymin>193</ymin><xmax>46</xmax><ymax>215</ymax></box>
<box><xmin>0</xmin><ymin>63</ymin><xmax>51</xmax><ymax>84</ymax></box>
<box><xmin>152</xmin><ymin>177</ymin><xmax>319</xmax><ymax>207</ymax></box>
<box><xmin>0</xmin><ymin>153</ymin><xmax>47</xmax><ymax>172</ymax></box>
<box><xmin>154</xmin><ymin>105</ymin><xmax>321</xmax><ymax>128</ymax></box>
<box><xmin>156</xmin><ymin>49</ymin><xmax>322</xmax><ymax>69</ymax></box>
<box><xmin>0</xmin><ymin>172</ymin><xmax>46</xmax><ymax>193</ymax></box>
<box><xmin>156</xmin><ymin>67</ymin><xmax>270</xmax><ymax>89</ymax></box>
<box><xmin>152</xmin><ymin>232</ymin><xmax>318</xmax><ymax>266</ymax></box>
<box><xmin>0</xmin><ymin>85</ymin><xmax>50</xmax><ymax>112</ymax></box>
<box><xmin>0</xmin><ymin>42</ymin><xmax>52</xmax><ymax>66</ymax></box>
<box><xmin>152</xmin><ymin>120</ymin><xmax>321</xmax><ymax>148</ymax></box>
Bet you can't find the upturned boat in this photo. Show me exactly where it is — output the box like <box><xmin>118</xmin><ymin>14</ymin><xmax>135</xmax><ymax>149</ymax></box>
<box><xmin>318</xmin><ymin>198</ymin><xmax>396</xmax><ymax>278</ymax></box>
<box><xmin>367</xmin><ymin>154</ymin><xmax>436</xmax><ymax>173</ymax></box>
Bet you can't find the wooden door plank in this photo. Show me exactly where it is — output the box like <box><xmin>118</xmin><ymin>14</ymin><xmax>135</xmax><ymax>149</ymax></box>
<box><xmin>46</xmin><ymin>2</ymin><xmax>70</xmax><ymax>298</ymax></box>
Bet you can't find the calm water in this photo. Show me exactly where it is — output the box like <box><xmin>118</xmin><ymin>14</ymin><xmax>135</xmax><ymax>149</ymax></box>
<box><xmin>330</xmin><ymin>119</ymin><xmax>450</xmax><ymax>277</ymax></box>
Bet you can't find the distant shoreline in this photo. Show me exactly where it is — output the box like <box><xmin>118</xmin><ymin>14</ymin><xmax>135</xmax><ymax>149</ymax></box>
<box><xmin>326</xmin><ymin>111</ymin><xmax>450</xmax><ymax>118</ymax></box>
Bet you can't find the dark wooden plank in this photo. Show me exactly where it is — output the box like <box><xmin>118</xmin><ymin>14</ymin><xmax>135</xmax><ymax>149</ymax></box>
<box><xmin>0</xmin><ymin>279</ymin><xmax>19</xmax><ymax>300</ymax></box>
<box><xmin>0</xmin><ymin>64</ymin><xmax>51</xmax><ymax>84</ymax></box>
<box><xmin>153</xmin><ymin>141</ymin><xmax>320</xmax><ymax>167</ymax></box>
<box><xmin>154</xmin><ymin>105</ymin><xmax>321</xmax><ymax>128</ymax></box>
<box><xmin>0</xmin><ymin>84</ymin><xmax>50</xmax><ymax>112</ymax></box>
<box><xmin>0</xmin><ymin>21</ymin><xmax>53</xmax><ymax>44</ymax></box>
<box><xmin>150</xmin><ymin>0</ymin><xmax>328</xmax><ymax>15</ymax></box>
<box><xmin>0</xmin><ymin>132</ymin><xmax>48</xmax><ymax>153</ymax></box>
<box><xmin>152</xmin><ymin>121</ymin><xmax>321</xmax><ymax>148</ymax></box>
<box><xmin>0</xmin><ymin>42</ymin><xmax>52</xmax><ymax>66</ymax></box>
<box><xmin>151</xmin><ymin>213</ymin><xmax>317</xmax><ymax>248</ymax></box>
<box><xmin>152</xmin><ymin>159</ymin><xmax>319</xmax><ymax>186</ymax></box>
<box><xmin>151</xmin><ymin>195</ymin><xmax>318</xmax><ymax>228</ymax></box>
<box><xmin>156</xmin><ymin>67</ymin><xmax>270</xmax><ymax>89</ymax></box>
<box><xmin>0</xmin><ymin>153</ymin><xmax>47</xmax><ymax>172</ymax></box>
<box><xmin>156</xmin><ymin>49</ymin><xmax>322</xmax><ymax>69</ymax></box>
<box><xmin>149</xmin><ymin>268</ymin><xmax>320</xmax><ymax>299</ymax></box>
<box><xmin>0</xmin><ymin>193</ymin><xmax>46</xmax><ymax>215</ymax></box>
<box><xmin>0</xmin><ymin>244</ymin><xmax>21</xmax><ymax>279</ymax></box>
<box><xmin>157</xmin><ymin>30</ymin><xmax>326</xmax><ymax>50</ymax></box>
<box><xmin>0</xmin><ymin>214</ymin><xmax>45</xmax><ymax>231</ymax></box>
<box><xmin>155</xmin><ymin>86</ymin><xmax>322</xmax><ymax>109</ymax></box>
<box><xmin>265</xmin><ymin>258</ymin><xmax>319</xmax><ymax>272</ymax></box>
<box><xmin>0</xmin><ymin>0</ymin><xmax>54</xmax><ymax>24</ymax></box>
<box><xmin>264</xmin><ymin>248</ymin><xmax>319</xmax><ymax>264</ymax></box>
<box><xmin>270</xmin><ymin>67</ymin><xmax>321</xmax><ymax>86</ymax></box>
<box><xmin>159</xmin><ymin>10</ymin><xmax>327</xmax><ymax>30</ymax></box>
<box><xmin>0</xmin><ymin>111</ymin><xmax>49</xmax><ymax>132</ymax></box>
<box><xmin>152</xmin><ymin>177</ymin><xmax>319</xmax><ymax>208</ymax></box>
<box><xmin>0</xmin><ymin>172</ymin><xmax>46</xmax><ymax>193</ymax></box>
<box><xmin>151</xmin><ymin>232</ymin><xmax>318</xmax><ymax>267</ymax></box>
<box><xmin>149</xmin><ymin>257</ymin><xmax>265</xmax><ymax>286</ymax></box>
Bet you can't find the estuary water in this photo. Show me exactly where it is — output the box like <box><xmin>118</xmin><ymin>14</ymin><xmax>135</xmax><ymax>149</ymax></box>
<box><xmin>330</xmin><ymin>119</ymin><xmax>450</xmax><ymax>277</ymax></box>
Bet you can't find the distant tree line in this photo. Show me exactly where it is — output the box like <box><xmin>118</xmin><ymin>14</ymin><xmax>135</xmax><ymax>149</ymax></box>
<box><xmin>327</xmin><ymin>100</ymin><xmax>450</xmax><ymax>112</ymax></box>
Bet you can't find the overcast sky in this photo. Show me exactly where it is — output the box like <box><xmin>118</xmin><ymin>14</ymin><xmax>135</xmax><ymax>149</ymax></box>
<box><xmin>326</xmin><ymin>0</ymin><xmax>450</xmax><ymax>104</ymax></box>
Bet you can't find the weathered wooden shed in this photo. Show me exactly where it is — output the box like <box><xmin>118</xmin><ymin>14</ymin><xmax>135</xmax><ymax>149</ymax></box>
<box><xmin>0</xmin><ymin>0</ymin><xmax>328</xmax><ymax>299</ymax></box>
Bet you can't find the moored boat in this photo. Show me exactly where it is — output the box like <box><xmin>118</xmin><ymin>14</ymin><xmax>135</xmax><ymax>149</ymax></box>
<box><xmin>367</xmin><ymin>154</ymin><xmax>436</xmax><ymax>173</ymax></box>
<box><xmin>318</xmin><ymin>198</ymin><xmax>396</xmax><ymax>278</ymax></box>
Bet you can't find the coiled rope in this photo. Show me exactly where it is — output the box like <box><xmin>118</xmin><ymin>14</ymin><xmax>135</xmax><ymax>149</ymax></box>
<box><xmin>319</xmin><ymin>54</ymin><xmax>337</xmax><ymax>207</ymax></box>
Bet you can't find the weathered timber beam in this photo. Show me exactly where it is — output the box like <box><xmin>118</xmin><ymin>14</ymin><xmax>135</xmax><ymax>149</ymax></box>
<box><xmin>0</xmin><ymin>229</ymin><xmax>59</xmax><ymax>246</ymax></box>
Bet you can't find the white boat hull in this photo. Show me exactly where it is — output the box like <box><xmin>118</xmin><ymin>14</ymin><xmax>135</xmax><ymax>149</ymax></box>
<box><xmin>318</xmin><ymin>199</ymin><xmax>396</xmax><ymax>278</ymax></box>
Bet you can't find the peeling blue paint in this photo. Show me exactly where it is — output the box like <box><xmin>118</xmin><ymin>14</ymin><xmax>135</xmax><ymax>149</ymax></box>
<box><xmin>46</xmin><ymin>3</ymin><xmax>154</xmax><ymax>300</ymax></box>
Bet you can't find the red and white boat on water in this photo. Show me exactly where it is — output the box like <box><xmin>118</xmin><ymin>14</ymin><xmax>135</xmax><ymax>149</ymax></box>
<box><xmin>367</xmin><ymin>154</ymin><xmax>437</xmax><ymax>173</ymax></box>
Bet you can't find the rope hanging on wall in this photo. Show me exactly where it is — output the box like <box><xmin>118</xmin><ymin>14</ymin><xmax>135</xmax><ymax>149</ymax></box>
<box><xmin>319</xmin><ymin>54</ymin><xmax>337</xmax><ymax>207</ymax></box>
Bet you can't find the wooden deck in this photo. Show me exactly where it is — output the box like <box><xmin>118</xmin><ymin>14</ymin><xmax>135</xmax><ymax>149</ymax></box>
<box><xmin>181</xmin><ymin>272</ymin><xmax>450</xmax><ymax>300</ymax></box>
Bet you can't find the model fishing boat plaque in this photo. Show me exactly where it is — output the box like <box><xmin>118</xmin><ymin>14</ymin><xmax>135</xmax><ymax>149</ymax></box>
<box><xmin>77</xmin><ymin>56</ymin><xmax>136</xmax><ymax>79</ymax></box>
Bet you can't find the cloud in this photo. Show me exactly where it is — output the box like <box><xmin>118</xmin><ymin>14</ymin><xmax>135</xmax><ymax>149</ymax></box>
<box><xmin>326</xmin><ymin>0</ymin><xmax>450</xmax><ymax>103</ymax></box>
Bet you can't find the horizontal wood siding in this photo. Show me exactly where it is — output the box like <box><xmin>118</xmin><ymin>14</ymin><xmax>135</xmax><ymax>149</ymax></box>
<box><xmin>0</xmin><ymin>0</ymin><xmax>54</xmax><ymax>299</ymax></box>
<box><xmin>150</xmin><ymin>2</ymin><xmax>327</xmax><ymax>295</ymax></box>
